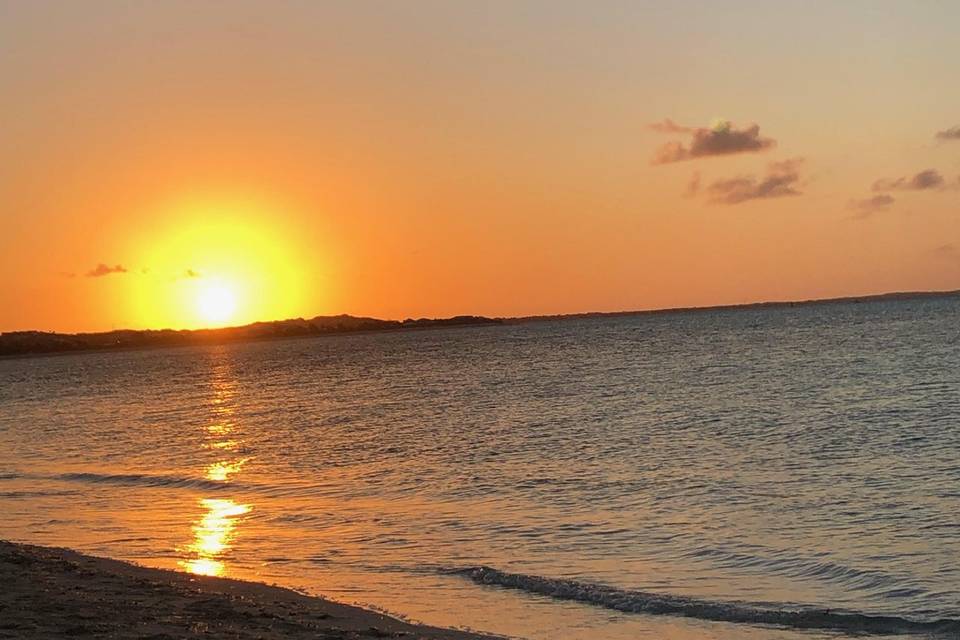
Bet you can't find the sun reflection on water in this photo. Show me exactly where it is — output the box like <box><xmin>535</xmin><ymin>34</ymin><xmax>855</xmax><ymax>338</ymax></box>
<box><xmin>208</xmin><ymin>439</ymin><xmax>239</xmax><ymax>451</ymax></box>
<box><xmin>207</xmin><ymin>422</ymin><xmax>231</xmax><ymax>436</ymax></box>
<box><xmin>181</xmin><ymin>498</ymin><xmax>251</xmax><ymax>576</ymax></box>
<box><xmin>179</xmin><ymin>353</ymin><xmax>253</xmax><ymax>578</ymax></box>
<box><xmin>205</xmin><ymin>457</ymin><xmax>249</xmax><ymax>482</ymax></box>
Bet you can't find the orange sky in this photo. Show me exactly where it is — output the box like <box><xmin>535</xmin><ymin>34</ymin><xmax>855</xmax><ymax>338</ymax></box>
<box><xmin>2</xmin><ymin>1</ymin><xmax>959</xmax><ymax>332</ymax></box>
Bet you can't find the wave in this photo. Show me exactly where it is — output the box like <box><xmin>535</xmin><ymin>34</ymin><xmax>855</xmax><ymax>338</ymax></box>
<box><xmin>0</xmin><ymin>489</ymin><xmax>81</xmax><ymax>499</ymax></box>
<box><xmin>15</xmin><ymin>470</ymin><xmax>333</xmax><ymax>500</ymax></box>
<box><xmin>449</xmin><ymin>566</ymin><xmax>960</xmax><ymax>636</ymax></box>
<box><xmin>684</xmin><ymin>546</ymin><xmax>912</xmax><ymax>594</ymax></box>
<box><xmin>55</xmin><ymin>472</ymin><xmax>238</xmax><ymax>492</ymax></box>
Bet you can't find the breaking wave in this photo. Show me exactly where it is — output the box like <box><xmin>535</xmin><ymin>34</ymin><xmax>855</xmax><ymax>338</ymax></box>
<box><xmin>450</xmin><ymin>566</ymin><xmax>960</xmax><ymax>636</ymax></box>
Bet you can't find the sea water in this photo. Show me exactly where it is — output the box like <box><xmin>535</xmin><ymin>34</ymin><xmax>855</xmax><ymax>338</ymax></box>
<box><xmin>1</xmin><ymin>295</ymin><xmax>958</xmax><ymax>639</ymax></box>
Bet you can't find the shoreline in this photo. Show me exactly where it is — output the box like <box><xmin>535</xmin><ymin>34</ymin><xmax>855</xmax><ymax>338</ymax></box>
<box><xmin>0</xmin><ymin>320</ymin><xmax>502</xmax><ymax>362</ymax></box>
<box><xmin>0</xmin><ymin>539</ymin><xmax>500</xmax><ymax>640</ymax></box>
<box><xmin>2</xmin><ymin>288</ymin><xmax>958</xmax><ymax>361</ymax></box>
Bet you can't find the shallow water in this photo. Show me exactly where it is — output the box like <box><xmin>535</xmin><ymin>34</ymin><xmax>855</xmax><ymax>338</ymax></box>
<box><xmin>1</xmin><ymin>296</ymin><xmax>959</xmax><ymax>640</ymax></box>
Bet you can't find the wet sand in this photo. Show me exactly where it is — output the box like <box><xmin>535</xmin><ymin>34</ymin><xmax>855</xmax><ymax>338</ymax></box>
<box><xmin>0</xmin><ymin>540</ymin><xmax>497</xmax><ymax>640</ymax></box>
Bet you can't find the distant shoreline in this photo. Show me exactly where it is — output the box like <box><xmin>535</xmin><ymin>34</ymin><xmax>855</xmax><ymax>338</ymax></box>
<box><xmin>0</xmin><ymin>315</ymin><xmax>503</xmax><ymax>359</ymax></box>
<box><xmin>2</xmin><ymin>288</ymin><xmax>957</xmax><ymax>359</ymax></box>
<box><xmin>0</xmin><ymin>540</ymin><xmax>495</xmax><ymax>640</ymax></box>
<box><xmin>510</xmin><ymin>288</ymin><xmax>960</xmax><ymax>323</ymax></box>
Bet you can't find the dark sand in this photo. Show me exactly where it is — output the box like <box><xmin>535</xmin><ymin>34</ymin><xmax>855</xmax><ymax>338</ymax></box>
<box><xmin>0</xmin><ymin>540</ymin><xmax>497</xmax><ymax>640</ymax></box>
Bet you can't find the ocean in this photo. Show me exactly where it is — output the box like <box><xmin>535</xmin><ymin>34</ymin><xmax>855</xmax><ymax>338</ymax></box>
<box><xmin>1</xmin><ymin>295</ymin><xmax>958</xmax><ymax>640</ymax></box>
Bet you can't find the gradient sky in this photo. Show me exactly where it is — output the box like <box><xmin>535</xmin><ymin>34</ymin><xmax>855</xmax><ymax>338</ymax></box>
<box><xmin>2</xmin><ymin>1</ymin><xmax>959</xmax><ymax>332</ymax></box>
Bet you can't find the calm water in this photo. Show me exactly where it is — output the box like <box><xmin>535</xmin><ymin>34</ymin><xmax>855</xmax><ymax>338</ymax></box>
<box><xmin>1</xmin><ymin>297</ymin><xmax>959</xmax><ymax>640</ymax></box>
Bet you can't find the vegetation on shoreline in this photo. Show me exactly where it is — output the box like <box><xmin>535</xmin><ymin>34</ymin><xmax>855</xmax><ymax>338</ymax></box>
<box><xmin>0</xmin><ymin>315</ymin><xmax>501</xmax><ymax>357</ymax></box>
<box><xmin>2</xmin><ymin>289</ymin><xmax>956</xmax><ymax>358</ymax></box>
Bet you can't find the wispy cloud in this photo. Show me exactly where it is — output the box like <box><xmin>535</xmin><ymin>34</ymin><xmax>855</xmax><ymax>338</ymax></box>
<box><xmin>848</xmin><ymin>194</ymin><xmax>895</xmax><ymax>218</ymax></box>
<box><xmin>872</xmin><ymin>169</ymin><xmax>945</xmax><ymax>192</ymax></box>
<box><xmin>704</xmin><ymin>158</ymin><xmax>803</xmax><ymax>205</ymax></box>
<box><xmin>651</xmin><ymin>119</ymin><xmax>776</xmax><ymax>164</ymax></box>
<box><xmin>935</xmin><ymin>126</ymin><xmax>960</xmax><ymax>141</ymax></box>
<box><xmin>934</xmin><ymin>243</ymin><xmax>959</xmax><ymax>259</ymax></box>
<box><xmin>85</xmin><ymin>263</ymin><xmax>128</xmax><ymax>278</ymax></box>
<box><xmin>685</xmin><ymin>172</ymin><xmax>701</xmax><ymax>197</ymax></box>
<box><xmin>932</xmin><ymin>244</ymin><xmax>960</xmax><ymax>270</ymax></box>
<box><xmin>648</xmin><ymin>118</ymin><xmax>692</xmax><ymax>134</ymax></box>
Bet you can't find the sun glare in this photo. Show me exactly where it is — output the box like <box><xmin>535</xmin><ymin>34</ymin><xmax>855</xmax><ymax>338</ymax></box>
<box><xmin>128</xmin><ymin>195</ymin><xmax>324</xmax><ymax>330</ymax></box>
<box><xmin>196</xmin><ymin>281</ymin><xmax>238</xmax><ymax>326</ymax></box>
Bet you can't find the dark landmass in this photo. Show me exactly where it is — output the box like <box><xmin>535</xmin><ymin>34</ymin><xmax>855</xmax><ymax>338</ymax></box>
<box><xmin>510</xmin><ymin>288</ymin><xmax>960</xmax><ymax>323</ymax></box>
<box><xmin>2</xmin><ymin>288</ymin><xmax>957</xmax><ymax>359</ymax></box>
<box><xmin>0</xmin><ymin>540</ymin><xmax>495</xmax><ymax>640</ymax></box>
<box><xmin>0</xmin><ymin>315</ymin><xmax>501</xmax><ymax>358</ymax></box>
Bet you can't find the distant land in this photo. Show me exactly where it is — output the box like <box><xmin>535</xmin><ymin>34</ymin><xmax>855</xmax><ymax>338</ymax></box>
<box><xmin>511</xmin><ymin>288</ymin><xmax>960</xmax><ymax>322</ymax></box>
<box><xmin>1</xmin><ymin>288</ymin><xmax>957</xmax><ymax>358</ymax></box>
<box><xmin>0</xmin><ymin>315</ymin><xmax>502</xmax><ymax>358</ymax></box>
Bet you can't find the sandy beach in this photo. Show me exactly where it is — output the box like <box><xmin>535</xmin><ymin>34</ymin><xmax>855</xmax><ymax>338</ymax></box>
<box><xmin>0</xmin><ymin>540</ymin><xmax>496</xmax><ymax>640</ymax></box>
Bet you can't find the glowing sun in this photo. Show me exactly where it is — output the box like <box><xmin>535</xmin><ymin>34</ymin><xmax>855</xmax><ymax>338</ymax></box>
<box><xmin>196</xmin><ymin>281</ymin><xmax>238</xmax><ymax>325</ymax></box>
<box><xmin>128</xmin><ymin>195</ymin><xmax>321</xmax><ymax>330</ymax></box>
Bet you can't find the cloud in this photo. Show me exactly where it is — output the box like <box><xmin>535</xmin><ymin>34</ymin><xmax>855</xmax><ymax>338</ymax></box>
<box><xmin>85</xmin><ymin>263</ymin><xmax>128</xmax><ymax>278</ymax></box>
<box><xmin>848</xmin><ymin>194</ymin><xmax>895</xmax><ymax>218</ymax></box>
<box><xmin>935</xmin><ymin>126</ymin><xmax>960</xmax><ymax>141</ymax></box>
<box><xmin>685</xmin><ymin>172</ymin><xmax>701</xmax><ymax>197</ymax></box>
<box><xmin>704</xmin><ymin>158</ymin><xmax>803</xmax><ymax>205</ymax></box>
<box><xmin>651</xmin><ymin>119</ymin><xmax>776</xmax><ymax>164</ymax></box>
<box><xmin>932</xmin><ymin>244</ymin><xmax>960</xmax><ymax>268</ymax></box>
<box><xmin>648</xmin><ymin>118</ymin><xmax>692</xmax><ymax>134</ymax></box>
<box><xmin>872</xmin><ymin>169</ymin><xmax>945</xmax><ymax>192</ymax></box>
<box><xmin>934</xmin><ymin>243</ymin><xmax>958</xmax><ymax>258</ymax></box>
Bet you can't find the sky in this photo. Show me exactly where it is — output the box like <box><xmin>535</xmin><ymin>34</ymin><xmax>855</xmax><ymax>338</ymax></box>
<box><xmin>1</xmin><ymin>1</ymin><xmax>958</xmax><ymax>332</ymax></box>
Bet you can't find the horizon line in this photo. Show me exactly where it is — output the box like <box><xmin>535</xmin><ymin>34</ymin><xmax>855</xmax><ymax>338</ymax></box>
<box><xmin>4</xmin><ymin>286</ymin><xmax>958</xmax><ymax>338</ymax></box>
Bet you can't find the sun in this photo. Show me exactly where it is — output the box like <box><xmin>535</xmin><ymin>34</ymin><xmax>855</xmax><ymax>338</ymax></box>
<box><xmin>127</xmin><ymin>195</ymin><xmax>326</xmax><ymax>330</ymax></box>
<box><xmin>196</xmin><ymin>280</ymin><xmax>238</xmax><ymax>326</ymax></box>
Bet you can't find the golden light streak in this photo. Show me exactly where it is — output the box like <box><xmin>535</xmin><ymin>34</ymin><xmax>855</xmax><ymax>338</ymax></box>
<box><xmin>179</xmin><ymin>352</ymin><xmax>253</xmax><ymax>577</ymax></box>
<box><xmin>181</xmin><ymin>498</ymin><xmax>252</xmax><ymax>577</ymax></box>
<box><xmin>205</xmin><ymin>458</ymin><xmax>249</xmax><ymax>482</ymax></box>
